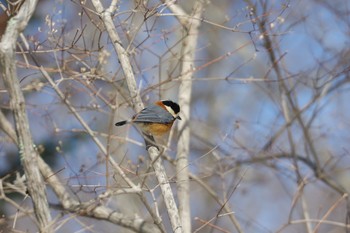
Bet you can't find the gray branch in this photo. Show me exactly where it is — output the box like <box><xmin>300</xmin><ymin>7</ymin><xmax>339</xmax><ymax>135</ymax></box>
<box><xmin>91</xmin><ymin>0</ymin><xmax>183</xmax><ymax>232</ymax></box>
<box><xmin>0</xmin><ymin>0</ymin><xmax>52</xmax><ymax>232</ymax></box>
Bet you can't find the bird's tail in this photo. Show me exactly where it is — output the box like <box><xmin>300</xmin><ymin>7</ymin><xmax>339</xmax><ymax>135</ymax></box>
<box><xmin>115</xmin><ymin>120</ymin><xmax>128</xmax><ymax>126</ymax></box>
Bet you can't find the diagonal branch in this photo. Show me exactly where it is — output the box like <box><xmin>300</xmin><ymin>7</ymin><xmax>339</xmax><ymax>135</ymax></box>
<box><xmin>39</xmin><ymin>66</ymin><xmax>138</xmax><ymax>191</ymax></box>
<box><xmin>0</xmin><ymin>104</ymin><xmax>160</xmax><ymax>233</ymax></box>
<box><xmin>91</xmin><ymin>0</ymin><xmax>182</xmax><ymax>232</ymax></box>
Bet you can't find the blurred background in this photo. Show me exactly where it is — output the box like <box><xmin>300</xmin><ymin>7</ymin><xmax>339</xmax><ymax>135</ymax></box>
<box><xmin>1</xmin><ymin>0</ymin><xmax>350</xmax><ymax>232</ymax></box>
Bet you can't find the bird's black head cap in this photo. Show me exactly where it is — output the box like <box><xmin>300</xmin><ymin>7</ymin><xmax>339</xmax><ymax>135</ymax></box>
<box><xmin>162</xmin><ymin>100</ymin><xmax>180</xmax><ymax>114</ymax></box>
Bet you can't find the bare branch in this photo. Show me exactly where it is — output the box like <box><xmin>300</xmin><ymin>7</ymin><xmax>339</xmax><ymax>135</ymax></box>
<box><xmin>165</xmin><ymin>1</ymin><xmax>205</xmax><ymax>233</ymax></box>
<box><xmin>0</xmin><ymin>1</ymin><xmax>52</xmax><ymax>232</ymax></box>
<box><xmin>39</xmin><ymin>66</ymin><xmax>139</xmax><ymax>191</ymax></box>
<box><xmin>90</xmin><ymin>1</ymin><xmax>182</xmax><ymax>232</ymax></box>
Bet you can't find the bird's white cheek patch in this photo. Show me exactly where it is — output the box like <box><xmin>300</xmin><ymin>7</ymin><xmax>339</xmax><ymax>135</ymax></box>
<box><xmin>164</xmin><ymin>105</ymin><xmax>177</xmax><ymax>118</ymax></box>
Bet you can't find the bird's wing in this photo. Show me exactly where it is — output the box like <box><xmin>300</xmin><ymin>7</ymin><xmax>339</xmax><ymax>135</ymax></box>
<box><xmin>132</xmin><ymin>105</ymin><xmax>174</xmax><ymax>123</ymax></box>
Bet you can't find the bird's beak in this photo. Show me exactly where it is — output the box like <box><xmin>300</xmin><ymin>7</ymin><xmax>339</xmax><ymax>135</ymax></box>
<box><xmin>177</xmin><ymin>116</ymin><xmax>182</xmax><ymax>120</ymax></box>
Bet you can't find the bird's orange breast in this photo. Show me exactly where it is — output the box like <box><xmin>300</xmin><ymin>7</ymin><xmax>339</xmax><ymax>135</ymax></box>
<box><xmin>138</xmin><ymin>122</ymin><xmax>174</xmax><ymax>136</ymax></box>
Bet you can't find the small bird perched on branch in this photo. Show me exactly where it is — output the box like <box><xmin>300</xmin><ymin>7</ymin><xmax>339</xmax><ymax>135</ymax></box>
<box><xmin>115</xmin><ymin>100</ymin><xmax>181</xmax><ymax>139</ymax></box>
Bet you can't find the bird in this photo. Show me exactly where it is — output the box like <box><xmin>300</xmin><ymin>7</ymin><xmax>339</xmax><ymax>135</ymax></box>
<box><xmin>115</xmin><ymin>100</ymin><xmax>181</xmax><ymax>137</ymax></box>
